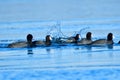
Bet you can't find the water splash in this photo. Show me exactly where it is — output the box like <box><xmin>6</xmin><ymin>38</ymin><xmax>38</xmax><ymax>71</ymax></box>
<box><xmin>47</xmin><ymin>21</ymin><xmax>67</xmax><ymax>38</ymax></box>
<box><xmin>71</xmin><ymin>25</ymin><xmax>90</xmax><ymax>39</ymax></box>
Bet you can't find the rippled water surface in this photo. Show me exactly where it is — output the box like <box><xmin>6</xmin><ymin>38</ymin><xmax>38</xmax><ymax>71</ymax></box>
<box><xmin>0</xmin><ymin>19</ymin><xmax>120</xmax><ymax>80</ymax></box>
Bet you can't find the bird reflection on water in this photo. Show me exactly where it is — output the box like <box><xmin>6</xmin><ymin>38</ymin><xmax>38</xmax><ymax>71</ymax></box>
<box><xmin>27</xmin><ymin>48</ymin><xmax>34</xmax><ymax>57</ymax></box>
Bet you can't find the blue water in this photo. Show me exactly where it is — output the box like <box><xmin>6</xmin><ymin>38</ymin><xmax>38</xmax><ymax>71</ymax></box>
<box><xmin>0</xmin><ymin>19</ymin><xmax>120</xmax><ymax>80</ymax></box>
<box><xmin>0</xmin><ymin>0</ymin><xmax>120</xmax><ymax>79</ymax></box>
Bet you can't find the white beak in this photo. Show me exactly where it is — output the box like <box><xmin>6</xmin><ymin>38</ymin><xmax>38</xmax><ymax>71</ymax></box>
<box><xmin>49</xmin><ymin>37</ymin><xmax>52</xmax><ymax>40</ymax></box>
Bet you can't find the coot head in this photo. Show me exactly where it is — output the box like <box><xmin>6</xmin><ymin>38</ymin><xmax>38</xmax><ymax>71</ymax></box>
<box><xmin>86</xmin><ymin>32</ymin><xmax>92</xmax><ymax>40</ymax></box>
<box><xmin>75</xmin><ymin>34</ymin><xmax>80</xmax><ymax>41</ymax></box>
<box><xmin>46</xmin><ymin>35</ymin><xmax>52</xmax><ymax>45</ymax></box>
<box><xmin>107</xmin><ymin>33</ymin><xmax>113</xmax><ymax>41</ymax></box>
<box><xmin>27</xmin><ymin>34</ymin><xmax>33</xmax><ymax>42</ymax></box>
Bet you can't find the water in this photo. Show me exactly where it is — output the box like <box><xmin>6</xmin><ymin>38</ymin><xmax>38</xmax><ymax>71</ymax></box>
<box><xmin>0</xmin><ymin>19</ymin><xmax>120</xmax><ymax>80</ymax></box>
<box><xmin>0</xmin><ymin>0</ymin><xmax>120</xmax><ymax>79</ymax></box>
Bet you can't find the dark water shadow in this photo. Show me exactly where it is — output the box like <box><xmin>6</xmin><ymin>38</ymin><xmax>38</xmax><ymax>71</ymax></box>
<box><xmin>107</xmin><ymin>45</ymin><xmax>114</xmax><ymax>58</ymax></box>
<box><xmin>27</xmin><ymin>48</ymin><xmax>34</xmax><ymax>57</ymax></box>
<box><xmin>107</xmin><ymin>45</ymin><xmax>114</xmax><ymax>49</ymax></box>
